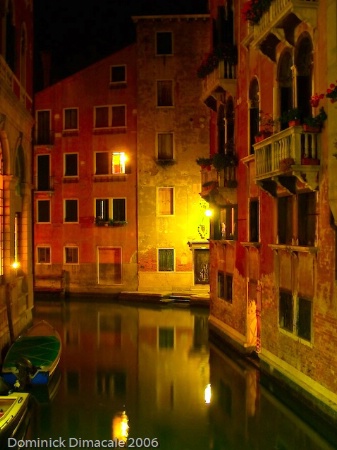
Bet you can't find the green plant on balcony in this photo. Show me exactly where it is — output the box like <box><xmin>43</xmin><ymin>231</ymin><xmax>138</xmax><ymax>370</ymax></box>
<box><xmin>278</xmin><ymin>108</ymin><xmax>302</xmax><ymax>126</ymax></box>
<box><xmin>326</xmin><ymin>81</ymin><xmax>337</xmax><ymax>103</ymax></box>
<box><xmin>303</xmin><ymin>107</ymin><xmax>327</xmax><ymax>131</ymax></box>
<box><xmin>197</xmin><ymin>45</ymin><xmax>238</xmax><ymax>79</ymax></box>
<box><xmin>196</xmin><ymin>157</ymin><xmax>213</xmax><ymax>168</ymax></box>
<box><xmin>212</xmin><ymin>152</ymin><xmax>238</xmax><ymax>171</ymax></box>
<box><xmin>241</xmin><ymin>0</ymin><xmax>273</xmax><ymax>25</ymax></box>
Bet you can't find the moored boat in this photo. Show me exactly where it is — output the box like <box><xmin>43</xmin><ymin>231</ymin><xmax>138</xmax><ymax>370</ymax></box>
<box><xmin>1</xmin><ymin>321</ymin><xmax>61</xmax><ymax>388</ymax></box>
<box><xmin>0</xmin><ymin>392</ymin><xmax>30</xmax><ymax>444</ymax></box>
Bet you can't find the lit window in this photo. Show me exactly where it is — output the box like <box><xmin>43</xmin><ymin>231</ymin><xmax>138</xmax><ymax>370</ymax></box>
<box><xmin>216</xmin><ymin>205</ymin><xmax>237</xmax><ymax>240</ymax></box>
<box><xmin>156</xmin><ymin>32</ymin><xmax>172</xmax><ymax>55</ymax></box>
<box><xmin>64</xmin><ymin>108</ymin><xmax>78</xmax><ymax>130</ymax></box>
<box><xmin>37</xmin><ymin>246</ymin><xmax>51</xmax><ymax>264</ymax></box>
<box><xmin>158</xmin><ymin>187</ymin><xmax>174</xmax><ymax>215</ymax></box>
<box><xmin>37</xmin><ymin>200</ymin><xmax>50</xmax><ymax>223</ymax></box>
<box><xmin>64</xmin><ymin>199</ymin><xmax>78</xmax><ymax>223</ymax></box>
<box><xmin>65</xmin><ymin>246</ymin><xmax>79</xmax><ymax>264</ymax></box>
<box><xmin>112</xmin><ymin>152</ymin><xmax>126</xmax><ymax>174</ymax></box>
<box><xmin>158</xmin><ymin>248</ymin><xmax>174</xmax><ymax>272</ymax></box>
<box><xmin>157</xmin><ymin>80</ymin><xmax>173</xmax><ymax>107</ymax></box>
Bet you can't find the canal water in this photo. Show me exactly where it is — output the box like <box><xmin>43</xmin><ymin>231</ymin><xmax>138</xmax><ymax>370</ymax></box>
<box><xmin>17</xmin><ymin>300</ymin><xmax>337</xmax><ymax>449</ymax></box>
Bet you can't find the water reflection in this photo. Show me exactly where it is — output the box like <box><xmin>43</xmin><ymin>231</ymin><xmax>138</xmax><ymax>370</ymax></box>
<box><xmin>22</xmin><ymin>301</ymin><xmax>336</xmax><ymax>450</ymax></box>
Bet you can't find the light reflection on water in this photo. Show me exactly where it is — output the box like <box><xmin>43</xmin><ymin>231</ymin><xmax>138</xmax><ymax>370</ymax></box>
<box><xmin>23</xmin><ymin>300</ymin><xmax>336</xmax><ymax>450</ymax></box>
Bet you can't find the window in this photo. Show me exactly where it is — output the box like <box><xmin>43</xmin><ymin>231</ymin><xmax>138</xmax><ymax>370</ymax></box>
<box><xmin>277</xmin><ymin>196</ymin><xmax>293</xmax><ymax>245</ymax></box>
<box><xmin>157</xmin><ymin>133</ymin><xmax>174</xmax><ymax>160</ymax></box>
<box><xmin>95</xmin><ymin>198</ymin><xmax>126</xmax><ymax>223</ymax></box>
<box><xmin>218</xmin><ymin>205</ymin><xmax>237</xmax><ymax>240</ymax></box>
<box><xmin>158</xmin><ymin>187</ymin><xmax>174</xmax><ymax>215</ymax></box>
<box><xmin>279</xmin><ymin>292</ymin><xmax>312</xmax><ymax>342</ymax></box>
<box><xmin>110</xmin><ymin>65</ymin><xmax>126</xmax><ymax>83</ymax></box>
<box><xmin>112</xmin><ymin>152</ymin><xmax>126</xmax><ymax>174</ymax></box>
<box><xmin>65</xmin><ymin>246</ymin><xmax>79</xmax><ymax>264</ymax></box>
<box><xmin>156</xmin><ymin>32</ymin><xmax>172</xmax><ymax>55</ymax></box>
<box><xmin>157</xmin><ymin>80</ymin><xmax>173</xmax><ymax>107</ymax></box>
<box><xmin>37</xmin><ymin>246</ymin><xmax>51</xmax><ymax>264</ymax></box>
<box><xmin>95</xmin><ymin>152</ymin><xmax>126</xmax><ymax>175</ymax></box>
<box><xmin>297</xmin><ymin>297</ymin><xmax>312</xmax><ymax>341</ymax></box>
<box><xmin>37</xmin><ymin>200</ymin><xmax>50</xmax><ymax>223</ymax></box>
<box><xmin>158</xmin><ymin>248</ymin><xmax>174</xmax><ymax>271</ymax></box>
<box><xmin>36</xmin><ymin>110</ymin><xmax>52</xmax><ymax>145</ymax></box>
<box><xmin>298</xmin><ymin>192</ymin><xmax>316</xmax><ymax>246</ymax></box>
<box><xmin>37</xmin><ymin>154</ymin><xmax>51</xmax><ymax>190</ymax></box>
<box><xmin>217</xmin><ymin>272</ymin><xmax>233</xmax><ymax>302</ymax></box>
<box><xmin>64</xmin><ymin>154</ymin><xmax>78</xmax><ymax>177</ymax></box>
<box><xmin>94</xmin><ymin>105</ymin><xmax>126</xmax><ymax>128</ymax></box>
<box><xmin>249</xmin><ymin>199</ymin><xmax>259</xmax><ymax>242</ymax></box>
<box><xmin>64</xmin><ymin>108</ymin><xmax>78</xmax><ymax>131</ymax></box>
<box><xmin>279</xmin><ymin>291</ymin><xmax>293</xmax><ymax>332</ymax></box>
<box><xmin>277</xmin><ymin>193</ymin><xmax>316</xmax><ymax>246</ymax></box>
<box><xmin>112</xmin><ymin>198</ymin><xmax>126</xmax><ymax>222</ymax></box>
<box><xmin>96</xmin><ymin>199</ymin><xmax>109</xmax><ymax>222</ymax></box>
<box><xmin>64</xmin><ymin>199</ymin><xmax>78</xmax><ymax>222</ymax></box>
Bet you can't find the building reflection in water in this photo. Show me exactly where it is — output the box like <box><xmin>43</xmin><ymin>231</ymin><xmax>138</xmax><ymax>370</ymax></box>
<box><xmin>28</xmin><ymin>301</ymin><xmax>336</xmax><ymax>450</ymax></box>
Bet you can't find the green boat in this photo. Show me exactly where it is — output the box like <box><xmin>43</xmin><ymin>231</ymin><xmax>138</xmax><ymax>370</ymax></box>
<box><xmin>1</xmin><ymin>321</ymin><xmax>61</xmax><ymax>388</ymax></box>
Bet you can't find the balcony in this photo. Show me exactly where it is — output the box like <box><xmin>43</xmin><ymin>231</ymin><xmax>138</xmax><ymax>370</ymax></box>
<box><xmin>254</xmin><ymin>125</ymin><xmax>320</xmax><ymax>195</ymax></box>
<box><xmin>0</xmin><ymin>55</ymin><xmax>32</xmax><ymax>112</ymax></box>
<box><xmin>200</xmin><ymin>165</ymin><xmax>237</xmax><ymax>206</ymax></box>
<box><xmin>199</xmin><ymin>46</ymin><xmax>237</xmax><ymax>106</ymax></box>
<box><xmin>251</xmin><ymin>0</ymin><xmax>319</xmax><ymax>60</ymax></box>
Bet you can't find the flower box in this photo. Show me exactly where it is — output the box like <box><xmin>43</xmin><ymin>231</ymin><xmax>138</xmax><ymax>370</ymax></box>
<box><xmin>302</xmin><ymin>124</ymin><xmax>321</xmax><ymax>133</ymax></box>
<box><xmin>301</xmin><ymin>158</ymin><xmax>320</xmax><ymax>165</ymax></box>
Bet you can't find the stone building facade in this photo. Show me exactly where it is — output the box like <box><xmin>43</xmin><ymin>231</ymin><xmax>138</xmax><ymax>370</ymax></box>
<box><xmin>203</xmin><ymin>0</ymin><xmax>337</xmax><ymax>424</ymax></box>
<box><xmin>0</xmin><ymin>0</ymin><xmax>34</xmax><ymax>352</ymax></box>
<box><xmin>33</xmin><ymin>45</ymin><xmax>138</xmax><ymax>294</ymax></box>
<box><xmin>134</xmin><ymin>14</ymin><xmax>211</xmax><ymax>292</ymax></box>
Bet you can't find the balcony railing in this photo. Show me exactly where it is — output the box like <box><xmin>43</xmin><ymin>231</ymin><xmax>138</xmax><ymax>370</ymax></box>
<box><xmin>201</xmin><ymin>59</ymin><xmax>237</xmax><ymax>103</ymax></box>
<box><xmin>252</xmin><ymin>0</ymin><xmax>319</xmax><ymax>50</ymax></box>
<box><xmin>254</xmin><ymin>126</ymin><xmax>321</xmax><ymax>191</ymax></box>
<box><xmin>200</xmin><ymin>165</ymin><xmax>237</xmax><ymax>205</ymax></box>
<box><xmin>0</xmin><ymin>55</ymin><xmax>32</xmax><ymax>112</ymax></box>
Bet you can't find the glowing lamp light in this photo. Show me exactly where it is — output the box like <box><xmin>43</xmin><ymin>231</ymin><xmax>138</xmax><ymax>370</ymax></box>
<box><xmin>112</xmin><ymin>411</ymin><xmax>129</xmax><ymax>443</ymax></box>
<box><xmin>204</xmin><ymin>383</ymin><xmax>212</xmax><ymax>404</ymax></box>
<box><xmin>205</xmin><ymin>209</ymin><xmax>213</xmax><ymax>217</ymax></box>
<box><xmin>11</xmin><ymin>261</ymin><xmax>20</xmax><ymax>269</ymax></box>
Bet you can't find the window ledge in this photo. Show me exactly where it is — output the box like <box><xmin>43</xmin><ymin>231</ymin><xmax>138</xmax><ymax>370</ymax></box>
<box><xmin>93</xmin><ymin>174</ymin><xmax>127</xmax><ymax>182</ymax></box>
<box><xmin>109</xmin><ymin>82</ymin><xmax>127</xmax><ymax>89</ymax></box>
<box><xmin>93</xmin><ymin>127</ymin><xmax>126</xmax><ymax>135</ymax></box>
<box><xmin>212</xmin><ymin>239</ymin><xmax>236</xmax><ymax>245</ymax></box>
<box><xmin>62</xmin><ymin>130</ymin><xmax>79</xmax><ymax>136</ymax></box>
<box><xmin>63</xmin><ymin>177</ymin><xmax>79</xmax><ymax>183</ymax></box>
<box><xmin>241</xmin><ymin>242</ymin><xmax>261</xmax><ymax>248</ymax></box>
<box><xmin>269</xmin><ymin>244</ymin><xmax>318</xmax><ymax>254</ymax></box>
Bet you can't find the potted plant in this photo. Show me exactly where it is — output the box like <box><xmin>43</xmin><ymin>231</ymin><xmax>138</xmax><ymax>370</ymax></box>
<box><xmin>196</xmin><ymin>157</ymin><xmax>213</xmax><ymax>169</ymax></box>
<box><xmin>302</xmin><ymin>107</ymin><xmax>327</xmax><ymax>132</ymax></box>
<box><xmin>255</xmin><ymin>111</ymin><xmax>274</xmax><ymax>142</ymax></box>
<box><xmin>325</xmin><ymin>81</ymin><xmax>337</xmax><ymax>103</ymax></box>
<box><xmin>278</xmin><ymin>108</ymin><xmax>302</xmax><ymax>127</ymax></box>
<box><xmin>212</xmin><ymin>152</ymin><xmax>238</xmax><ymax>171</ymax></box>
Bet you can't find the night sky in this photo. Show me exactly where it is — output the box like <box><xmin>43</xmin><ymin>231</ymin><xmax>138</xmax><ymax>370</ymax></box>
<box><xmin>34</xmin><ymin>0</ymin><xmax>208</xmax><ymax>90</ymax></box>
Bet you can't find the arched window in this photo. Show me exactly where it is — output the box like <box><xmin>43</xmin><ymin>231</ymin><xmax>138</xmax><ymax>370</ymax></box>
<box><xmin>295</xmin><ymin>36</ymin><xmax>313</xmax><ymax>120</ymax></box>
<box><xmin>20</xmin><ymin>25</ymin><xmax>27</xmax><ymax>89</ymax></box>
<box><xmin>249</xmin><ymin>78</ymin><xmax>260</xmax><ymax>154</ymax></box>
<box><xmin>278</xmin><ymin>50</ymin><xmax>293</xmax><ymax>130</ymax></box>
<box><xmin>6</xmin><ymin>0</ymin><xmax>16</xmax><ymax>72</ymax></box>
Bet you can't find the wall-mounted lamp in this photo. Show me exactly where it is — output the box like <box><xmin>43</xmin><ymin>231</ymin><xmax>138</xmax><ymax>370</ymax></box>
<box><xmin>205</xmin><ymin>209</ymin><xmax>213</xmax><ymax>217</ymax></box>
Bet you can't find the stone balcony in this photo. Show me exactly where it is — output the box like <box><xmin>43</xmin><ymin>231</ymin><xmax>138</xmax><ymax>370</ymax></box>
<box><xmin>251</xmin><ymin>0</ymin><xmax>319</xmax><ymax>60</ymax></box>
<box><xmin>200</xmin><ymin>165</ymin><xmax>237</xmax><ymax>206</ymax></box>
<box><xmin>201</xmin><ymin>59</ymin><xmax>237</xmax><ymax>107</ymax></box>
<box><xmin>254</xmin><ymin>125</ymin><xmax>321</xmax><ymax>195</ymax></box>
<box><xmin>0</xmin><ymin>55</ymin><xmax>32</xmax><ymax>112</ymax></box>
